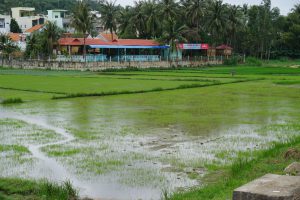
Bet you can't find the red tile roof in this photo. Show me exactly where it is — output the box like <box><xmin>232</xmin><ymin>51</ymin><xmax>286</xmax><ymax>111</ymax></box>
<box><xmin>100</xmin><ymin>33</ymin><xmax>118</xmax><ymax>41</ymax></box>
<box><xmin>216</xmin><ymin>44</ymin><xmax>232</xmax><ymax>49</ymax></box>
<box><xmin>58</xmin><ymin>38</ymin><xmax>112</xmax><ymax>46</ymax></box>
<box><xmin>112</xmin><ymin>39</ymin><xmax>160</xmax><ymax>46</ymax></box>
<box><xmin>25</xmin><ymin>24</ymin><xmax>44</xmax><ymax>33</ymax></box>
<box><xmin>8</xmin><ymin>33</ymin><xmax>22</xmax><ymax>42</ymax></box>
<box><xmin>58</xmin><ymin>38</ymin><xmax>160</xmax><ymax>47</ymax></box>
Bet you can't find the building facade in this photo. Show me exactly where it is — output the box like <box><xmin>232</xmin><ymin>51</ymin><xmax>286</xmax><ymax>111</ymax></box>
<box><xmin>11</xmin><ymin>7</ymin><xmax>45</xmax><ymax>32</ymax></box>
<box><xmin>47</xmin><ymin>10</ymin><xmax>70</xmax><ymax>29</ymax></box>
<box><xmin>0</xmin><ymin>15</ymin><xmax>11</xmax><ymax>33</ymax></box>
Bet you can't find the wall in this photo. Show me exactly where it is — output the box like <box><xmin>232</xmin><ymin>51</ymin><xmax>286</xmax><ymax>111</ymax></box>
<box><xmin>0</xmin><ymin>15</ymin><xmax>11</xmax><ymax>33</ymax></box>
<box><xmin>1</xmin><ymin>59</ymin><xmax>223</xmax><ymax>71</ymax></box>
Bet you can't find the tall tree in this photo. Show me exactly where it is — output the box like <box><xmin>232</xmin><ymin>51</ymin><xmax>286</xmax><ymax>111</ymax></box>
<box><xmin>42</xmin><ymin>21</ymin><xmax>62</xmax><ymax>58</ymax></box>
<box><xmin>100</xmin><ymin>0</ymin><xmax>119</xmax><ymax>40</ymax></box>
<box><xmin>143</xmin><ymin>0</ymin><xmax>161</xmax><ymax>38</ymax></box>
<box><xmin>205</xmin><ymin>0</ymin><xmax>227</xmax><ymax>45</ymax></box>
<box><xmin>0</xmin><ymin>34</ymin><xmax>19</xmax><ymax>60</ymax></box>
<box><xmin>71</xmin><ymin>0</ymin><xmax>94</xmax><ymax>59</ymax></box>
<box><xmin>184</xmin><ymin>0</ymin><xmax>205</xmax><ymax>38</ymax></box>
<box><xmin>10</xmin><ymin>19</ymin><xmax>22</xmax><ymax>33</ymax></box>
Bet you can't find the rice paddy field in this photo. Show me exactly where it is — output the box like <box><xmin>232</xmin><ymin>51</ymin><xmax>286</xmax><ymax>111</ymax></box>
<box><xmin>0</xmin><ymin>62</ymin><xmax>300</xmax><ymax>200</ymax></box>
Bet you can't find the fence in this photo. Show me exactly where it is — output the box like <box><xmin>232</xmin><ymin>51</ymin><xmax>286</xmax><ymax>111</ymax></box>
<box><xmin>0</xmin><ymin>56</ymin><xmax>225</xmax><ymax>71</ymax></box>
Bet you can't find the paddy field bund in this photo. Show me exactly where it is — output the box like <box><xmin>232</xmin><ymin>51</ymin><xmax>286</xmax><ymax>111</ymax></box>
<box><xmin>0</xmin><ymin>62</ymin><xmax>300</xmax><ymax>199</ymax></box>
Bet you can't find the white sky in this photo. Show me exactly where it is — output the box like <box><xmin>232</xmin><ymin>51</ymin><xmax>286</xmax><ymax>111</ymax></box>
<box><xmin>115</xmin><ymin>0</ymin><xmax>300</xmax><ymax>15</ymax></box>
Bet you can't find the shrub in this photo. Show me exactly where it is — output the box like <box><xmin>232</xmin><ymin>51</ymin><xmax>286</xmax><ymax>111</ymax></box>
<box><xmin>245</xmin><ymin>57</ymin><xmax>262</xmax><ymax>66</ymax></box>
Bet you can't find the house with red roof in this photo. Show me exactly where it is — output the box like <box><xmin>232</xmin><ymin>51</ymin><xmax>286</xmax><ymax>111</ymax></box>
<box><xmin>57</xmin><ymin>35</ymin><xmax>169</xmax><ymax>62</ymax></box>
<box><xmin>216</xmin><ymin>44</ymin><xmax>232</xmax><ymax>57</ymax></box>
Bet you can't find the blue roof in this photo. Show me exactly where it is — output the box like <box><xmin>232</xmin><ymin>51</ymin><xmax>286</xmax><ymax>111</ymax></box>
<box><xmin>89</xmin><ymin>45</ymin><xmax>169</xmax><ymax>49</ymax></box>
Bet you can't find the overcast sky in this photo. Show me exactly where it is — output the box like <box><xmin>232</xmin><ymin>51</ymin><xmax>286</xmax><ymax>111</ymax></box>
<box><xmin>115</xmin><ymin>0</ymin><xmax>299</xmax><ymax>15</ymax></box>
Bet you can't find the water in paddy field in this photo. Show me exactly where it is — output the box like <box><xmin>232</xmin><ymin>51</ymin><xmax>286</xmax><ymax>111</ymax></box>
<box><xmin>0</xmin><ymin>86</ymin><xmax>300</xmax><ymax>200</ymax></box>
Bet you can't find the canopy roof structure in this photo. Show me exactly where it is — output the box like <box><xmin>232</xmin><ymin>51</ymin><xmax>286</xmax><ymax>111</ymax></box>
<box><xmin>58</xmin><ymin>38</ymin><xmax>169</xmax><ymax>49</ymax></box>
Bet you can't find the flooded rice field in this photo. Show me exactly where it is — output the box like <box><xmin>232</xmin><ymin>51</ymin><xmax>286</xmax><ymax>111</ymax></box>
<box><xmin>1</xmin><ymin>76</ymin><xmax>300</xmax><ymax>199</ymax></box>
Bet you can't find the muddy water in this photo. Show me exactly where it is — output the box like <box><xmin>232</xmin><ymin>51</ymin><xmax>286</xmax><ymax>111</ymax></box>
<box><xmin>1</xmin><ymin>83</ymin><xmax>300</xmax><ymax>199</ymax></box>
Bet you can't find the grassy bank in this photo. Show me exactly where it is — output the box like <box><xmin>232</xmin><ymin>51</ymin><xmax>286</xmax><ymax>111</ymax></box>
<box><xmin>0</xmin><ymin>178</ymin><xmax>77</xmax><ymax>200</ymax></box>
<box><xmin>169</xmin><ymin>136</ymin><xmax>300</xmax><ymax>200</ymax></box>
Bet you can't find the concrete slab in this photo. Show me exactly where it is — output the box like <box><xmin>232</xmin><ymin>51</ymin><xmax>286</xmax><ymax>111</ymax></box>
<box><xmin>233</xmin><ymin>174</ymin><xmax>300</xmax><ymax>200</ymax></box>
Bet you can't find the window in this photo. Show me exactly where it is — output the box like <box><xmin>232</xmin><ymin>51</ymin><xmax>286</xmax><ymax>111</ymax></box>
<box><xmin>0</xmin><ymin>19</ymin><xmax>5</xmax><ymax>28</ymax></box>
<box><xmin>55</xmin><ymin>15</ymin><xmax>58</xmax><ymax>18</ymax></box>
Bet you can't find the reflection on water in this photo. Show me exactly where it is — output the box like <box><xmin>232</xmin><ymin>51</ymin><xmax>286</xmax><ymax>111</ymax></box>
<box><xmin>0</xmin><ymin>84</ymin><xmax>300</xmax><ymax>199</ymax></box>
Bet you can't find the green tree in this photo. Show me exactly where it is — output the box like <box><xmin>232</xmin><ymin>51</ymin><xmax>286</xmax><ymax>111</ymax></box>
<box><xmin>160</xmin><ymin>19</ymin><xmax>187</xmax><ymax>59</ymax></box>
<box><xmin>25</xmin><ymin>33</ymin><xmax>41</xmax><ymax>59</ymax></box>
<box><xmin>205</xmin><ymin>0</ymin><xmax>228</xmax><ymax>46</ymax></box>
<box><xmin>71</xmin><ymin>0</ymin><xmax>94</xmax><ymax>59</ymax></box>
<box><xmin>0</xmin><ymin>33</ymin><xmax>19</xmax><ymax>61</ymax></box>
<box><xmin>10</xmin><ymin>19</ymin><xmax>22</xmax><ymax>33</ymax></box>
<box><xmin>42</xmin><ymin>22</ymin><xmax>62</xmax><ymax>58</ymax></box>
<box><xmin>100</xmin><ymin>0</ymin><xmax>119</xmax><ymax>40</ymax></box>
<box><xmin>143</xmin><ymin>0</ymin><xmax>161</xmax><ymax>38</ymax></box>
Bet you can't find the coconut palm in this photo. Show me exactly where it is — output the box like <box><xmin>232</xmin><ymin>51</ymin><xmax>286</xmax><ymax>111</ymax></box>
<box><xmin>206</xmin><ymin>0</ymin><xmax>228</xmax><ymax>45</ymax></box>
<box><xmin>184</xmin><ymin>0</ymin><xmax>205</xmax><ymax>33</ymax></box>
<box><xmin>160</xmin><ymin>19</ymin><xmax>187</xmax><ymax>59</ymax></box>
<box><xmin>143</xmin><ymin>0</ymin><xmax>161</xmax><ymax>38</ymax></box>
<box><xmin>25</xmin><ymin>33</ymin><xmax>41</xmax><ymax>59</ymax></box>
<box><xmin>0</xmin><ymin>33</ymin><xmax>18</xmax><ymax>60</ymax></box>
<box><xmin>131</xmin><ymin>1</ymin><xmax>147</xmax><ymax>38</ymax></box>
<box><xmin>71</xmin><ymin>0</ymin><xmax>93</xmax><ymax>59</ymax></box>
<box><xmin>42</xmin><ymin>21</ymin><xmax>62</xmax><ymax>57</ymax></box>
<box><xmin>118</xmin><ymin>6</ymin><xmax>136</xmax><ymax>38</ymax></box>
<box><xmin>226</xmin><ymin>5</ymin><xmax>243</xmax><ymax>48</ymax></box>
<box><xmin>159</xmin><ymin>0</ymin><xmax>178</xmax><ymax>24</ymax></box>
<box><xmin>100</xmin><ymin>0</ymin><xmax>119</xmax><ymax>40</ymax></box>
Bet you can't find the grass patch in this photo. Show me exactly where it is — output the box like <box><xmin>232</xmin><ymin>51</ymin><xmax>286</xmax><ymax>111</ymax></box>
<box><xmin>0</xmin><ymin>178</ymin><xmax>78</xmax><ymax>200</ymax></box>
<box><xmin>169</xmin><ymin>137</ymin><xmax>300</xmax><ymax>200</ymax></box>
<box><xmin>52</xmin><ymin>79</ymin><xmax>258</xmax><ymax>99</ymax></box>
<box><xmin>1</xmin><ymin>98</ymin><xmax>23</xmax><ymax>105</ymax></box>
<box><xmin>274</xmin><ymin>80</ymin><xmax>300</xmax><ymax>85</ymax></box>
<box><xmin>0</xmin><ymin>145</ymin><xmax>29</xmax><ymax>154</ymax></box>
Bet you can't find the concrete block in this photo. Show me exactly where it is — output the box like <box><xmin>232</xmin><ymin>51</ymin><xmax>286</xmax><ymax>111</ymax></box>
<box><xmin>233</xmin><ymin>174</ymin><xmax>300</xmax><ymax>200</ymax></box>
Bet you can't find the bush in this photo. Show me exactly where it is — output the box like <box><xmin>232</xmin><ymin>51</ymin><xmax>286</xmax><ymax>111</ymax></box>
<box><xmin>245</xmin><ymin>57</ymin><xmax>262</xmax><ymax>66</ymax></box>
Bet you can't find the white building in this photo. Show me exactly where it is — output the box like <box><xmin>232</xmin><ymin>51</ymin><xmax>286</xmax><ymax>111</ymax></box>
<box><xmin>11</xmin><ymin>7</ymin><xmax>45</xmax><ymax>32</ymax></box>
<box><xmin>47</xmin><ymin>10</ymin><xmax>70</xmax><ymax>29</ymax></box>
<box><xmin>0</xmin><ymin>15</ymin><xmax>11</xmax><ymax>33</ymax></box>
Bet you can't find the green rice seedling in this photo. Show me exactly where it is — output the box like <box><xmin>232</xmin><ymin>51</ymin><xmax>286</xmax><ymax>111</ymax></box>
<box><xmin>1</xmin><ymin>98</ymin><xmax>23</xmax><ymax>104</ymax></box>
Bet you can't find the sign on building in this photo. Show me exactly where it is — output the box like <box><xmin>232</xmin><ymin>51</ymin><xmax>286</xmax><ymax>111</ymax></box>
<box><xmin>178</xmin><ymin>44</ymin><xmax>209</xmax><ymax>50</ymax></box>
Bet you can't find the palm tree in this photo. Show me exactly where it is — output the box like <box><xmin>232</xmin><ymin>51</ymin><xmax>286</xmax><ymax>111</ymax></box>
<box><xmin>117</xmin><ymin>6</ymin><xmax>136</xmax><ymax>38</ymax></box>
<box><xmin>143</xmin><ymin>0</ymin><xmax>161</xmax><ymax>38</ymax></box>
<box><xmin>100</xmin><ymin>0</ymin><xmax>119</xmax><ymax>40</ymax></box>
<box><xmin>42</xmin><ymin>21</ymin><xmax>61</xmax><ymax>58</ymax></box>
<box><xmin>71</xmin><ymin>0</ymin><xmax>93</xmax><ymax>60</ymax></box>
<box><xmin>184</xmin><ymin>0</ymin><xmax>205</xmax><ymax>35</ymax></box>
<box><xmin>25</xmin><ymin>33</ymin><xmax>41</xmax><ymax>59</ymax></box>
<box><xmin>160</xmin><ymin>19</ymin><xmax>187</xmax><ymax>60</ymax></box>
<box><xmin>227</xmin><ymin>5</ymin><xmax>243</xmax><ymax>48</ymax></box>
<box><xmin>131</xmin><ymin>1</ymin><xmax>147</xmax><ymax>38</ymax></box>
<box><xmin>206</xmin><ymin>0</ymin><xmax>228</xmax><ymax>45</ymax></box>
<box><xmin>0</xmin><ymin>33</ymin><xmax>18</xmax><ymax>62</ymax></box>
<box><xmin>159</xmin><ymin>0</ymin><xmax>178</xmax><ymax>24</ymax></box>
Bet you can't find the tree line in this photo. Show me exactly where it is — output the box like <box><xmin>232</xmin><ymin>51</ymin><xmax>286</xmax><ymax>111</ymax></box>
<box><xmin>99</xmin><ymin>0</ymin><xmax>299</xmax><ymax>59</ymax></box>
<box><xmin>1</xmin><ymin>0</ymin><xmax>300</xmax><ymax>59</ymax></box>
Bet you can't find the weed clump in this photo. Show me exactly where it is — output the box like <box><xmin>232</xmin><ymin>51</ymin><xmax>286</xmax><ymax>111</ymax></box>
<box><xmin>38</xmin><ymin>180</ymin><xmax>78</xmax><ymax>200</ymax></box>
<box><xmin>1</xmin><ymin>98</ymin><xmax>23</xmax><ymax>104</ymax></box>
<box><xmin>284</xmin><ymin>148</ymin><xmax>300</xmax><ymax>159</ymax></box>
